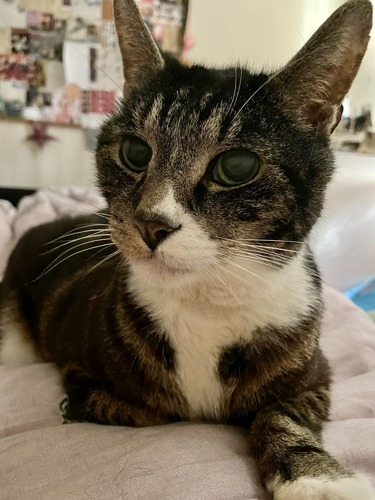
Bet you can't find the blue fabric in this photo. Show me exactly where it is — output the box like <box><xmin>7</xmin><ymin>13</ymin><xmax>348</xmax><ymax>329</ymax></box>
<box><xmin>345</xmin><ymin>278</ymin><xmax>375</xmax><ymax>312</ymax></box>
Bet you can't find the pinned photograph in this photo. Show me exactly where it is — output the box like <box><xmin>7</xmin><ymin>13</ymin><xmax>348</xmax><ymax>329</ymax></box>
<box><xmin>66</xmin><ymin>17</ymin><xmax>88</xmax><ymax>42</ymax></box>
<box><xmin>153</xmin><ymin>0</ymin><xmax>183</xmax><ymax>27</ymax></box>
<box><xmin>38</xmin><ymin>22</ymin><xmax>66</xmax><ymax>61</ymax></box>
<box><xmin>82</xmin><ymin>89</ymin><xmax>116</xmax><ymax>114</ymax></box>
<box><xmin>0</xmin><ymin>79</ymin><xmax>28</xmax><ymax>117</ymax></box>
<box><xmin>27</xmin><ymin>11</ymin><xmax>56</xmax><ymax>32</ymax></box>
<box><xmin>87</xmin><ymin>23</ymin><xmax>99</xmax><ymax>43</ymax></box>
<box><xmin>11</xmin><ymin>29</ymin><xmax>31</xmax><ymax>55</ymax></box>
<box><xmin>25</xmin><ymin>84</ymin><xmax>54</xmax><ymax>121</ymax></box>
<box><xmin>53</xmin><ymin>82</ymin><xmax>82</xmax><ymax>124</ymax></box>
<box><xmin>0</xmin><ymin>54</ymin><xmax>31</xmax><ymax>82</ymax></box>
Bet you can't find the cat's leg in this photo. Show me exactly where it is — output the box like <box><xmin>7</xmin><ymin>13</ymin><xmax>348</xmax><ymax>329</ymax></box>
<box><xmin>250</xmin><ymin>389</ymin><xmax>375</xmax><ymax>500</ymax></box>
<box><xmin>60</xmin><ymin>364</ymin><xmax>166</xmax><ymax>426</ymax></box>
<box><xmin>60</xmin><ymin>386</ymin><xmax>166</xmax><ymax>426</ymax></box>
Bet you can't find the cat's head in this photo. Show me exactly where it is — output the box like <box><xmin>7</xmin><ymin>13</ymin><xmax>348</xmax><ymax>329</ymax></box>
<box><xmin>97</xmin><ymin>0</ymin><xmax>372</xmax><ymax>288</ymax></box>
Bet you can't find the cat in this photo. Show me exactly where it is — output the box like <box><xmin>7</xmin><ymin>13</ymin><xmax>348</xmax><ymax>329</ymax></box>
<box><xmin>0</xmin><ymin>0</ymin><xmax>374</xmax><ymax>498</ymax></box>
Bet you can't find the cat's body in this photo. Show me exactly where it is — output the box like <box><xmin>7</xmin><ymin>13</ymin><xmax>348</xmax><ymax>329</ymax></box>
<box><xmin>0</xmin><ymin>212</ymin><xmax>325</xmax><ymax>427</ymax></box>
<box><xmin>0</xmin><ymin>0</ymin><xmax>374</xmax><ymax>498</ymax></box>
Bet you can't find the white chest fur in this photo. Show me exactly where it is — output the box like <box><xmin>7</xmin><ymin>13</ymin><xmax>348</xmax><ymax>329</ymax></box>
<box><xmin>129</xmin><ymin>251</ymin><xmax>316</xmax><ymax>419</ymax></box>
<box><xmin>157</xmin><ymin>299</ymin><xmax>253</xmax><ymax>419</ymax></box>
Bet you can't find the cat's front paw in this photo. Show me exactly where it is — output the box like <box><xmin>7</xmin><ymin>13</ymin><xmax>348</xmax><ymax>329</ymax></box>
<box><xmin>59</xmin><ymin>396</ymin><xmax>75</xmax><ymax>424</ymax></box>
<box><xmin>59</xmin><ymin>392</ymin><xmax>88</xmax><ymax>424</ymax></box>
<box><xmin>268</xmin><ymin>474</ymin><xmax>375</xmax><ymax>500</ymax></box>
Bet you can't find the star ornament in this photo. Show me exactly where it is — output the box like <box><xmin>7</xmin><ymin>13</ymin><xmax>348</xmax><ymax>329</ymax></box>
<box><xmin>26</xmin><ymin>122</ymin><xmax>57</xmax><ymax>148</ymax></box>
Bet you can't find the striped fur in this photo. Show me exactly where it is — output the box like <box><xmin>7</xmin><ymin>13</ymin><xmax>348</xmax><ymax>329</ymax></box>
<box><xmin>0</xmin><ymin>1</ymin><xmax>373</xmax><ymax>498</ymax></box>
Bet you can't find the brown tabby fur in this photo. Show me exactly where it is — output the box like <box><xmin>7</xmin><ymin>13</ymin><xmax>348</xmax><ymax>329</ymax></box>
<box><xmin>0</xmin><ymin>0</ymin><xmax>373</xmax><ymax>497</ymax></box>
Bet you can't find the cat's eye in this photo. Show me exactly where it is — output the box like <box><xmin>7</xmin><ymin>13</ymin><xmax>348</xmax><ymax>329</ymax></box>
<box><xmin>212</xmin><ymin>149</ymin><xmax>261</xmax><ymax>187</ymax></box>
<box><xmin>121</xmin><ymin>136</ymin><xmax>152</xmax><ymax>172</ymax></box>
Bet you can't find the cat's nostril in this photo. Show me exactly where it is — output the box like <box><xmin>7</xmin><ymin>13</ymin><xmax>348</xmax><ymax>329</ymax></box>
<box><xmin>134</xmin><ymin>215</ymin><xmax>181</xmax><ymax>251</ymax></box>
<box><xmin>155</xmin><ymin>229</ymin><xmax>170</xmax><ymax>241</ymax></box>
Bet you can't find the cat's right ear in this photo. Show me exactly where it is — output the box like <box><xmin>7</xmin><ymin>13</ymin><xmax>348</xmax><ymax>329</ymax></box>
<box><xmin>113</xmin><ymin>0</ymin><xmax>164</xmax><ymax>88</ymax></box>
<box><xmin>275</xmin><ymin>0</ymin><xmax>373</xmax><ymax>133</ymax></box>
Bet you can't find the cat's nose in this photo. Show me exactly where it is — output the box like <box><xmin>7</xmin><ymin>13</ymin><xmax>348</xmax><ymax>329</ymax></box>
<box><xmin>134</xmin><ymin>214</ymin><xmax>180</xmax><ymax>251</ymax></box>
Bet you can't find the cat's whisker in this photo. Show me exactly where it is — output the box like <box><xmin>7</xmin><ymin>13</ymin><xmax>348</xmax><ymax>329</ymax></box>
<box><xmin>45</xmin><ymin>224</ymin><xmax>110</xmax><ymax>245</ymax></box>
<box><xmin>42</xmin><ymin>231</ymin><xmax>111</xmax><ymax>255</ymax></box>
<box><xmin>39</xmin><ymin>237</ymin><xmax>113</xmax><ymax>276</ymax></box>
<box><xmin>232</xmin><ymin>66</ymin><xmax>243</xmax><ymax>113</ymax></box>
<box><xmin>228</xmin><ymin>242</ymin><xmax>303</xmax><ymax>254</ymax></box>
<box><xmin>226</xmin><ymin>67</ymin><xmax>238</xmax><ymax>118</ymax></box>
<box><xmin>41</xmin><ymin>236</ymin><xmax>112</xmax><ymax>266</ymax></box>
<box><xmin>213</xmin><ymin>258</ymin><xmax>265</xmax><ymax>295</ymax></box>
<box><xmin>229</xmin><ymin>250</ymin><xmax>322</xmax><ymax>279</ymax></box>
<box><xmin>229</xmin><ymin>252</ymin><xmax>284</xmax><ymax>272</ymax></box>
<box><xmin>300</xmin><ymin>206</ymin><xmax>320</xmax><ymax>224</ymax></box>
<box><xmin>233</xmin><ymin>48</ymin><xmax>316</xmax><ymax>120</ymax></box>
<box><xmin>229</xmin><ymin>247</ymin><xmax>293</xmax><ymax>262</ymax></box>
<box><xmin>203</xmin><ymin>261</ymin><xmax>241</xmax><ymax>304</ymax></box>
<box><xmin>34</xmin><ymin>242</ymin><xmax>115</xmax><ymax>282</ymax></box>
<box><xmin>306</xmin><ymin>126</ymin><xmax>320</xmax><ymax>172</ymax></box>
<box><xmin>216</xmin><ymin>236</ymin><xmax>305</xmax><ymax>245</ymax></box>
<box><xmin>202</xmin><ymin>265</ymin><xmax>227</xmax><ymax>303</ymax></box>
<box><xmin>79</xmin><ymin>250</ymin><xmax>121</xmax><ymax>281</ymax></box>
<box><xmin>232</xmin><ymin>252</ymin><xmax>296</xmax><ymax>273</ymax></box>
<box><xmin>212</xmin><ymin>260</ymin><xmax>253</xmax><ymax>298</ymax></box>
<box><xmin>220</xmin><ymin>256</ymin><xmax>273</xmax><ymax>286</ymax></box>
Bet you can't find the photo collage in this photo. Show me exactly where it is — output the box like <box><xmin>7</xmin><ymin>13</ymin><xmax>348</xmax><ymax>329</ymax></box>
<box><xmin>0</xmin><ymin>0</ymin><xmax>188</xmax><ymax>130</ymax></box>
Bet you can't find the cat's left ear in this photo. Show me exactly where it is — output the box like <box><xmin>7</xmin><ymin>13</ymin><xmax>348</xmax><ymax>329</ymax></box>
<box><xmin>275</xmin><ymin>0</ymin><xmax>373</xmax><ymax>134</ymax></box>
<box><xmin>113</xmin><ymin>0</ymin><xmax>164</xmax><ymax>88</ymax></box>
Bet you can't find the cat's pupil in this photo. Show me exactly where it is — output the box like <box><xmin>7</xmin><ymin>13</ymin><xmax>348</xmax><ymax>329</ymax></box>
<box><xmin>121</xmin><ymin>136</ymin><xmax>152</xmax><ymax>171</ymax></box>
<box><xmin>213</xmin><ymin>150</ymin><xmax>261</xmax><ymax>187</ymax></box>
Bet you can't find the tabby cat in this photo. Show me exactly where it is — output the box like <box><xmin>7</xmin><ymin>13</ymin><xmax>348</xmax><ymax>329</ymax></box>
<box><xmin>0</xmin><ymin>0</ymin><xmax>374</xmax><ymax>498</ymax></box>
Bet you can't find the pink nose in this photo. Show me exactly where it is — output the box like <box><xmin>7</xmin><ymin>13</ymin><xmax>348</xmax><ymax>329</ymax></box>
<box><xmin>134</xmin><ymin>215</ymin><xmax>180</xmax><ymax>250</ymax></box>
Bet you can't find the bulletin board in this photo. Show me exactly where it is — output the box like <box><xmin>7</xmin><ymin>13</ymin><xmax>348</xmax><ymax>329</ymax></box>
<box><xmin>0</xmin><ymin>0</ymin><xmax>189</xmax><ymax>130</ymax></box>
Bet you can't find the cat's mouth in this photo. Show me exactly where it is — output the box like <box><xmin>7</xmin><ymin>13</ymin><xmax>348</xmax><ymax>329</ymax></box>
<box><xmin>135</xmin><ymin>253</ymin><xmax>192</xmax><ymax>277</ymax></box>
<box><xmin>145</xmin><ymin>256</ymin><xmax>190</xmax><ymax>276</ymax></box>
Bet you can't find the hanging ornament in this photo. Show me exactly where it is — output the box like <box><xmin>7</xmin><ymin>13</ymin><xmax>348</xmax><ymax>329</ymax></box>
<box><xmin>26</xmin><ymin>121</ymin><xmax>57</xmax><ymax>148</ymax></box>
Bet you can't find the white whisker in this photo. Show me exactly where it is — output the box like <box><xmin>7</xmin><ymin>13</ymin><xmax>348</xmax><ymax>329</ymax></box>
<box><xmin>232</xmin><ymin>67</ymin><xmax>243</xmax><ymax>113</ymax></box>
<box><xmin>45</xmin><ymin>224</ymin><xmax>109</xmax><ymax>245</ymax></box>
<box><xmin>220</xmin><ymin>256</ymin><xmax>272</xmax><ymax>286</ymax></box>
<box><xmin>42</xmin><ymin>231</ymin><xmax>111</xmax><ymax>255</ymax></box>
<box><xmin>79</xmin><ymin>250</ymin><xmax>121</xmax><ymax>281</ymax></box>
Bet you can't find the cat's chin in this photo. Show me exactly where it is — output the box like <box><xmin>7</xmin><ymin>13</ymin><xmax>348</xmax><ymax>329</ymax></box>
<box><xmin>128</xmin><ymin>256</ymin><xmax>195</xmax><ymax>288</ymax></box>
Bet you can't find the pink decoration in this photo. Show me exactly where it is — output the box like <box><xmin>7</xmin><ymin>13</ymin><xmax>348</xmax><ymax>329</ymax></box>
<box><xmin>26</xmin><ymin>122</ymin><xmax>56</xmax><ymax>148</ymax></box>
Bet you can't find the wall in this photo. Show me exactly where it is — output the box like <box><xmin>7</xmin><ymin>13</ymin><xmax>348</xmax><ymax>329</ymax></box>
<box><xmin>187</xmin><ymin>0</ymin><xmax>374</xmax><ymax>113</ymax></box>
<box><xmin>187</xmin><ymin>0</ymin><xmax>344</xmax><ymax>68</ymax></box>
<box><xmin>0</xmin><ymin>120</ymin><xmax>94</xmax><ymax>188</ymax></box>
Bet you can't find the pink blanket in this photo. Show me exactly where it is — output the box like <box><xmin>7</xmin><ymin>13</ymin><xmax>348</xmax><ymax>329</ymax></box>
<box><xmin>0</xmin><ymin>189</ymin><xmax>374</xmax><ymax>499</ymax></box>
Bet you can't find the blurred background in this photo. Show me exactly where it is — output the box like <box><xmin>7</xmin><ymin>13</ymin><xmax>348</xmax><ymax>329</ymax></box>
<box><xmin>0</xmin><ymin>0</ymin><xmax>374</xmax><ymax>188</ymax></box>
<box><xmin>0</xmin><ymin>0</ymin><xmax>374</xmax><ymax>309</ymax></box>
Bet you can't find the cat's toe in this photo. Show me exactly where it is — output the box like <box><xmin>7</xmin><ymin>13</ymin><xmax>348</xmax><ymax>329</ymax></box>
<box><xmin>59</xmin><ymin>396</ymin><xmax>73</xmax><ymax>424</ymax></box>
<box><xmin>269</xmin><ymin>474</ymin><xmax>375</xmax><ymax>500</ymax></box>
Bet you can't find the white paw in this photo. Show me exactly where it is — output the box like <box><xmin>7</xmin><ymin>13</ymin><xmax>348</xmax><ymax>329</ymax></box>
<box><xmin>269</xmin><ymin>474</ymin><xmax>375</xmax><ymax>500</ymax></box>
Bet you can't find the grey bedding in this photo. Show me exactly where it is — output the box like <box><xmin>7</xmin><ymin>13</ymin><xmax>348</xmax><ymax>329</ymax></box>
<box><xmin>0</xmin><ymin>189</ymin><xmax>374</xmax><ymax>499</ymax></box>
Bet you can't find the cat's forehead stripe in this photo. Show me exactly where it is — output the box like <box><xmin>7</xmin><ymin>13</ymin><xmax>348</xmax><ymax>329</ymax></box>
<box><xmin>138</xmin><ymin>90</ymin><xmax>231</xmax><ymax>148</ymax></box>
<box><xmin>142</xmin><ymin>94</ymin><xmax>164</xmax><ymax>135</ymax></box>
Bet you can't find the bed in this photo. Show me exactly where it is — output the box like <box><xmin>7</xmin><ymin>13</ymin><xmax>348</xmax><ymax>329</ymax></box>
<box><xmin>0</xmin><ymin>187</ymin><xmax>374</xmax><ymax>499</ymax></box>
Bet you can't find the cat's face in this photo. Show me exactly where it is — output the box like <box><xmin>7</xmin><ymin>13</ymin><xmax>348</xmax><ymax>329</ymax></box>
<box><xmin>96</xmin><ymin>0</ymin><xmax>372</xmax><ymax>288</ymax></box>
<box><xmin>97</xmin><ymin>61</ymin><xmax>331</xmax><ymax>287</ymax></box>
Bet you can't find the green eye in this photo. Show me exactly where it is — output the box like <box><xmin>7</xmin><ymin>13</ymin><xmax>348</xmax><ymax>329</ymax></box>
<box><xmin>213</xmin><ymin>149</ymin><xmax>261</xmax><ymax>187</ymax></box>
<box><xmin>121</xmin><ymin>136</ymin><xmax>152</xmax><ymax>172</ymax></box>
